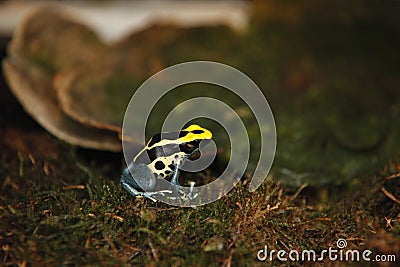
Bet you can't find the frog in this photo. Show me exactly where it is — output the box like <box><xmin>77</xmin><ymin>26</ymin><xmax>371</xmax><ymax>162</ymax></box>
<box><xmin>121</xmin><ymin>124</ymin><xmax>213</xmax><ymax>202</ymax></box>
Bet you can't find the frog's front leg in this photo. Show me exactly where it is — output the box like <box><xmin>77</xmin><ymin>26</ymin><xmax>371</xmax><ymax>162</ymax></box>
<box><xmin>170</xmin><ymin>161</ymin><xmax>181</xmax><ymax>187</ymax></box>
<box><xmin>170</xmin><ymin>159</ymin><xmax>186</xmax><ymax>198</ymax></box>
<box><xmin>186</xmin><ymin>181</ymin><xmax>198</xmax><ymax>200</ymax></box>
<box><xmin>170</xmin><ymin>161</ymin><xmax>198</xmax><ymax>200</ymax></box>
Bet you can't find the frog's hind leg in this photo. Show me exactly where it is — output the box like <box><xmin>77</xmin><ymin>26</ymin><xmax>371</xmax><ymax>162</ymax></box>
<box><xmin>120</xmin><ymin>166</ymin><xmax>156</xmax><ymax>202</ymax></box>
<box><xmin>121</xmin><ymin>164</ymin><xmax>172</xmax><ymax>202</ymax></box>
<box><xmin>121</xmin><ymin>175</ymin><xmax>174</xmax><ymax>202</ymax></box>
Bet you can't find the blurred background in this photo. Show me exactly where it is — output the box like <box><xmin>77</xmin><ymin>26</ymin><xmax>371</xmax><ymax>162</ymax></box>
<box><xmin>1</xmin><ymin>0</ymin><xmax>400</xmax><ymax>265</ymax></box>
<box><xmin>2</xmin><ymin>0</ymin><xmax>399</xmax><ymax>186</ymax></box>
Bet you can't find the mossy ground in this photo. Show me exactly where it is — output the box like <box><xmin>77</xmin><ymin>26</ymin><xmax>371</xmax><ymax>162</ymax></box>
<box><xmin>1</xmin><ymin>1</ymin><xmax>400</xmax><ymax>266</ymax></box>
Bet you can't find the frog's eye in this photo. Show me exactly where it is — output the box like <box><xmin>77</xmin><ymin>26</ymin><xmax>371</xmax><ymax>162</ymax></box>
<box><xmin>186</xmin><ymin>142</ymin><xmax>196</xmax><ymax>149</ymax></box>
<box><xmin>186</xmin><ymin>143</ymin><xmax>195</xmax><ymax>149</ymax></box>
<box><xmin>179</xmin><ymin>140</ymin><xmax>200</xmax><ymax>154</ymax></box>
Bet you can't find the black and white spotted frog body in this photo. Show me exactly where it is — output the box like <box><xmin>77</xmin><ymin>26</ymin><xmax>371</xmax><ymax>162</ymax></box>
<box><xmin>121</xmin><ymin>124</ymin><xmax>212</xmax><ymax>201</ymax></box>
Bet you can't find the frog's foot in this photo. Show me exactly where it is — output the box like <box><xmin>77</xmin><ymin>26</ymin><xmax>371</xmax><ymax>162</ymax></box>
<box><xmin>121</xmin><ymin>182</ymin><xmax>172</xmax><ymax>202</ymax></box>
<box><xmin>170</xmin><ymin>176</ymin><xmax>183</xmax><ymax>199</ymax></box>
<box><xmin>174</xmin><ymin>182</ymin><xmax>199</xmax><ymax>201</ymax></box>
<box><xmin>186</xmin><ymin>181</ymin><xmax>199</xmax><ymax>200</ymax></box>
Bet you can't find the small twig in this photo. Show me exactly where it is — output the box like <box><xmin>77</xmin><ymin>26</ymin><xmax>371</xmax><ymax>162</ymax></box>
<box><xmin>316</xmin><ymin>217</ymin><xmax>332</xmax><ymax>221</ymax></box>
<box><xmin>222</xmin><ymin>249</ymin><xmax>233</xmax><ymax>267</ymax></box>
<box><xmin>28</xmin><ymin>154</ymin><xmax>36</xmax><ymax>165</ymax></box>
<box><xmin>381</xmin><ymin>186</ymin><xmax>400</xmax><ymax>205</ymax></box>
<box><xmin>43</xmin><ymin>162</ymin><xmax>50</xmax><ymax>175</ymax></box>
<box><xmin>18</xmin><ymin>151</ymin><xmax>24</xmax><ymax>177</ymax></box>
<box><xmin>148</xmin><ymin>240</ymin><xmax>159</xmax><ymax>263</ymax></box>
<box><xmin>85</xmin><ymin>234</ymin><xmax>91</xmax><ymax>249</ymax></box>
<box><xmin>62</xmin><ymin>185</ymin><xmax>85</xmax><ymax>190</ymax></box>
<box><xmin>289</xmin><ymin>183</ymin><xmax>308</xmax><ymax>202</ymax></box>
<box><xmin>385</xmin><ymin>172</ymin><xmax>400</xmax><ymax>180</ymax></box>
<box><xmin>264</xmin><ymin>203</ymin><xmax>280</xmax><ymax>212</ymax></box>
<box><xmin>384</xmin><ymin>217</ymin><xmax>394</xmax><ymax>230</ymax></box>
<box><xmin>128</xmin><ymin>251</ymin><xmax>140</xmax><ymax>261</ymax></box>
<box><xmin>105</xmin><ymin>213</ymin><xmax>125</xmax><ymax>222</ymax></box>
